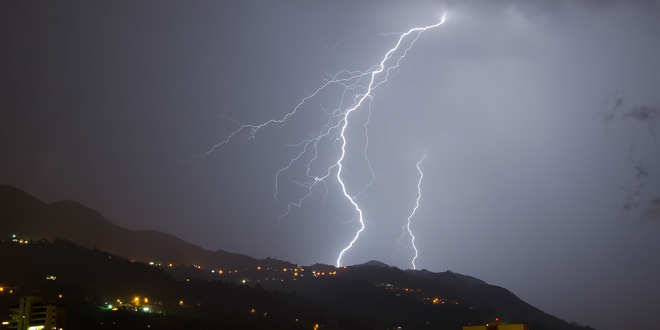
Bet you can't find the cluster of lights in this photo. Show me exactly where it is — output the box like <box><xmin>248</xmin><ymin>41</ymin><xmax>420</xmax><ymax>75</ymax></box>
<box><xmin>247</xmin><ymin>308</ymin><xmax>273</xmax><ymax>321</ymax></box>
<box><xmin>0</xmin><ymin>286</ymin><xmax>14</xmax><ymax>295</ymax></box>
<box><xmin>177</xmin><ymin>262</ymin><xmax>344</xmax><ymax>284</ymax></box>
<box><xmin>253</xmin><ymin>266</ymin><xmax>339</xmax><ymax>279</ymax></box>
<box><xmin>425</xmin><ymin>296</ymin><xmax>459</xmax><ymax>305</ymax></box>
<box><xmin>143</xmin><ymin>260</ymin><xmax>178</xmax><ymax>268</ymax></box>
<box><xmin>10</xmin><ymin>234</ymin><xmax>30</xmax><ymax>245</ymax></box>
<box><xmin>292</xmin><ymin>316</ymin><xmax>321</xmax><ymax>330</ymax></box>
<box><xmin>377</xmin><ymin>282</ymin><xmax>459</xmax><ymax>305</ymax></box>
<box><xmin>104</xmin><ymin>296</ymin><xmax>162</xmax><ymax>313</ymax></box>
<box><xmin>311</xmin><ymin>270</ymin><xmax>337</xmax><ymax>278</ymax></box>
<box><xmin>214</xmin><ymin>268</ymin><xmax>239</xmax><ymax>275</ymax></box>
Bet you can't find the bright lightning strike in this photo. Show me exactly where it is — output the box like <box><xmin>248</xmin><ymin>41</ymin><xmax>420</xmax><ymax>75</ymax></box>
<box><xmin>334</xmin><ymin>15</ymin><xmax>447</xmax><ymax>267</ymax></box>
<box><xmin>206</xmin><ymin>13</ymin><xmax>448</xmax><ymax>268</ymax></box>
<box><xmin>406</xmin><ymin>153</ymin><xmax>427</xmax><ymax>270</ymax></box>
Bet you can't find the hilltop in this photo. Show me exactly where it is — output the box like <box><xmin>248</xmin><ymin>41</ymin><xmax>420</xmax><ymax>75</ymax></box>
<box><xmin>0</xmin><ymin>185</ymin><xmax>595</xmax><ymax>330</ymax></box>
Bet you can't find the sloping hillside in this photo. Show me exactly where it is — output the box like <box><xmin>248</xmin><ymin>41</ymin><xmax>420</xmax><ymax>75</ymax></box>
<box><xmin>0</xmin><ymin>185</ymin><xmax>595</xmax><ymax>330</ymax></box>
<box><xmin>0</xmin><ymin>185</ymin><xmax>254</xmax><ymax>268</ymax></box>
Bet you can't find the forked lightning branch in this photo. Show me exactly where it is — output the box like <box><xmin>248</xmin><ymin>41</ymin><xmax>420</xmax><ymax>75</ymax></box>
<box><xmin>207</xmin><ymin>13</ymin><xmax>448</xmax><ymax>268</ymax></box>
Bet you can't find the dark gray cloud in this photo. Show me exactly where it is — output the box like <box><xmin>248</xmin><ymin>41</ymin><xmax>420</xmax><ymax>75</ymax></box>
<box><xmin>623</xmin><ymin>161</ymin><xmax>649</xmax><ymax>212</ymax></box>
<box><xmin>624</xmin><ymin>105</ymin><xmax>660</xmax><ymax>122</ymax></box>
<box><xmin>602</xmin><ymin>95</ymin><xmax>624</xmax><ymax>121</ymax></box>
<box><xmin>649</xmin><ymin>199</ymin><xmax>660</xmax><ymax>220</ymax></box>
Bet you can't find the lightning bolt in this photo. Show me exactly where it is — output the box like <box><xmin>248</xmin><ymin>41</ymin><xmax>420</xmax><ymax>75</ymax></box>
<box><xmin>206</xmin><ymin>13</ymin><xmax>448</xmax><ymax>268</ymax></box>
<box><xmin>406</xmin><ymin>153</ymin><xmax>427</xmax><ymax>270</ymax></box>
<box><xmin>333</xmin><ymin>15</ymin><xmax>448</xmax><ymax>267</ymax></box>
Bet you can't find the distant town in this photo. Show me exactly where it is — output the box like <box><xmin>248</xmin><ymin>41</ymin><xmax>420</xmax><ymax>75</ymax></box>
<box><xmin>1</xmin><ymin>233</ymin><xmax>572</xmax><ymax>330</ymax></box>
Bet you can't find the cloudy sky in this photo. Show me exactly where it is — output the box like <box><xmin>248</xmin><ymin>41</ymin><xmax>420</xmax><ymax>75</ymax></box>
<box><xmin>2</xmin><ymin>1</ymin><xmax>659</xmax><ymax>329</ymax></box>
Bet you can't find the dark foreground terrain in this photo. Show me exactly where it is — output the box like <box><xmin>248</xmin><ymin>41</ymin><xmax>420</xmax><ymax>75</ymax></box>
<box><xmin>0</xmin><ymin>185</ymin><xmax>594</xmax><ymax>330</ymax></box>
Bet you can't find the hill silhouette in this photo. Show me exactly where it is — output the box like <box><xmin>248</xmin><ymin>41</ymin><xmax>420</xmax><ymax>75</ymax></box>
<box><xmin>0</xmin><ymin>184</ymin><xmax>595</xmax><ymax>330</ymax></box>
<box><xmin>0</xmin><ymin>184</ymin><xmax>256</xmax><ymax>269</ymax></box>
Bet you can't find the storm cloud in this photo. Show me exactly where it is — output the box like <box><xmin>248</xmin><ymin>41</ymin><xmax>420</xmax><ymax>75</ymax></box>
<box><xmin>2</xmin><ymin>1</ymin><xmax>659</xmax><ymax>330</ymax></box>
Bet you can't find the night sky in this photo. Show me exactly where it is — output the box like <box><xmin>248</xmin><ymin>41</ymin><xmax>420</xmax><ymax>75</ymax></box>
<box><xmin>2</xmin><ymin>1</ymin><xmax>660</xmax><ymax>330</ymax></box>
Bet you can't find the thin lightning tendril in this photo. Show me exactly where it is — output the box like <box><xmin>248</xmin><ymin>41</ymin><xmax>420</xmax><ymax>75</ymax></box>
<box><xmin>407</xmin><ymin>153</ymin><xmax>427</xmax><ymax>270</ymax></box>
<box><xmin>206</xmin><ymin>13</ymin><xmax>447</xmax><ymax>268</ymax></box>
<box><xmin>354</xmin><ymin>98</ymin><xmax>375</xmax><ymax>199</ymax></box>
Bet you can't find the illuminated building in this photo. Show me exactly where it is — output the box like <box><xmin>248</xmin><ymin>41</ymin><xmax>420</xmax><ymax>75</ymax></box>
<box><xmin>8</xmin><ymin>296</ymin><xmax>62</xmax><ymax>330</ymax></box>
<box><xmin>463</xmin><ymin>321</ymin><xmax>528</xmax><ymax>330</ymax></box>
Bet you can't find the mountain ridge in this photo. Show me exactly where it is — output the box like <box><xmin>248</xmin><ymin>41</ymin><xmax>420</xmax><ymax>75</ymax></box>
<box><xmin>0</xmin><ymin>184</ymin><xmax>256</xmax><ymax>269</ymax></box>
<box><xmin>0</xmin><ymin>184</ymin><xmax>594</xmax><ymax>330</ymax></box>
